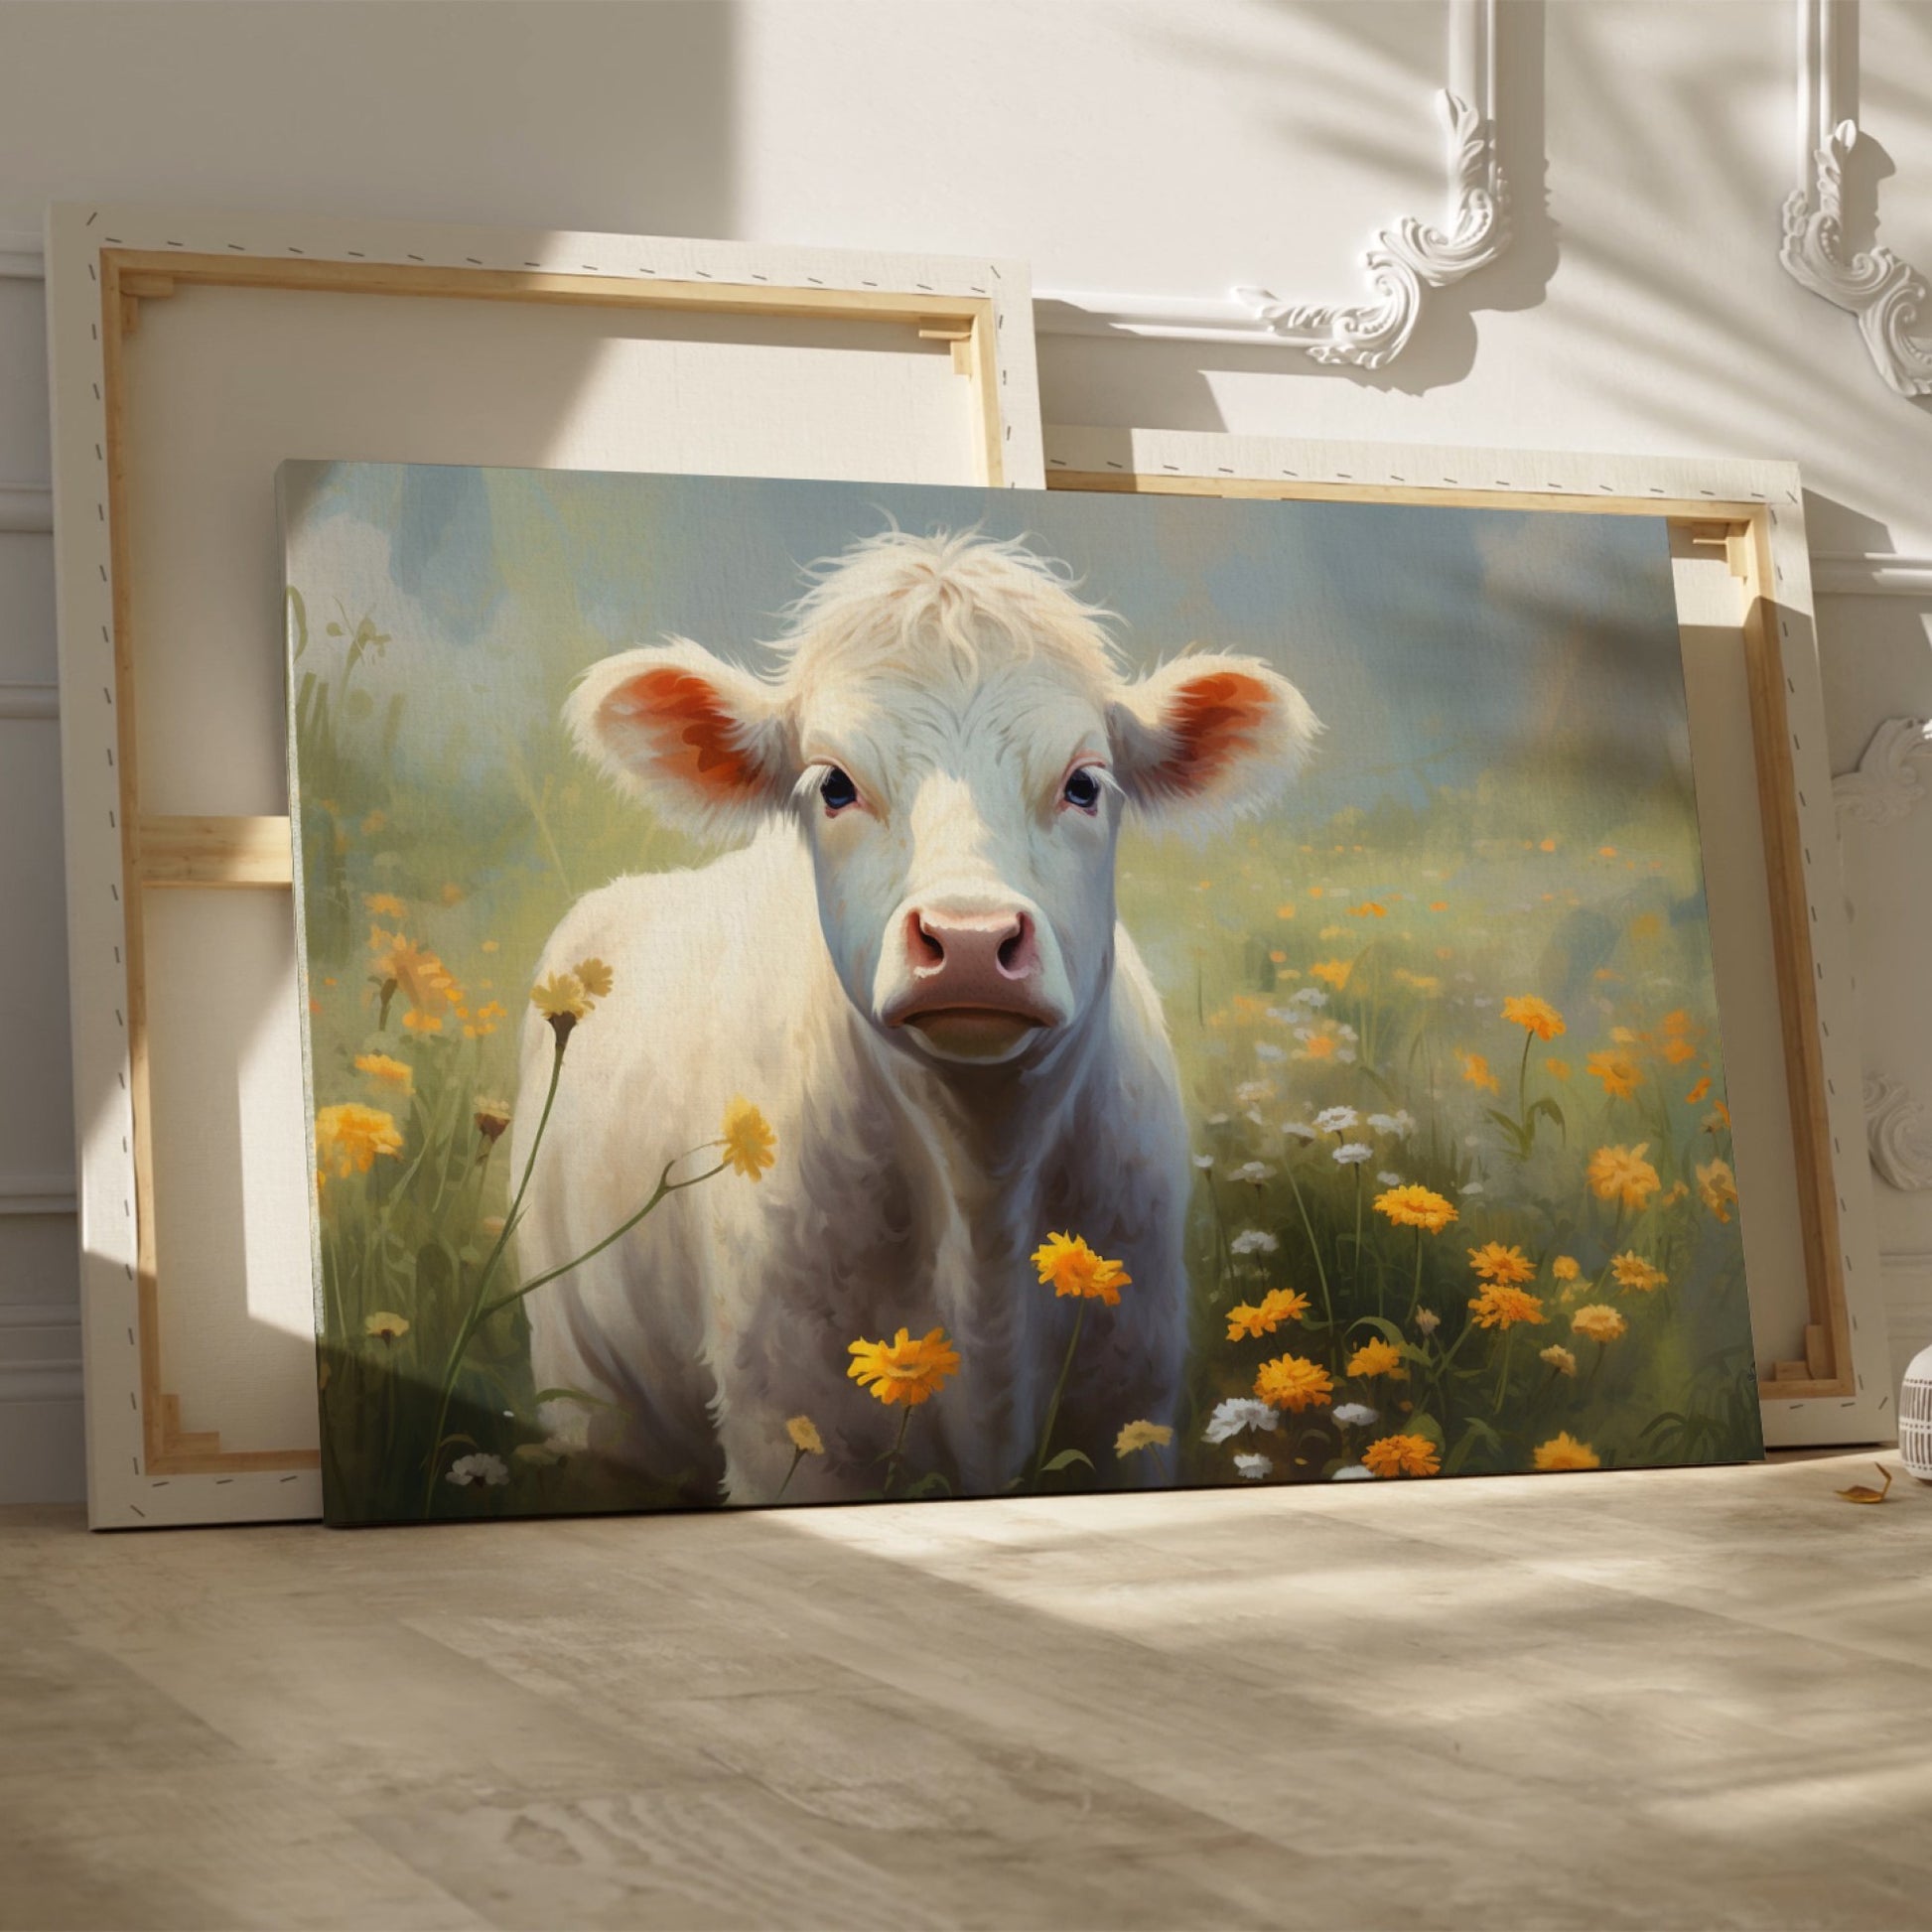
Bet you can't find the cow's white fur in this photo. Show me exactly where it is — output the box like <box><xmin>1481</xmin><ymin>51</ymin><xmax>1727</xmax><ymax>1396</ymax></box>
<box><xmin>515</xmin><ymin>530</ymin><xmax>1318</xmax><ymax>1503</ymax></box>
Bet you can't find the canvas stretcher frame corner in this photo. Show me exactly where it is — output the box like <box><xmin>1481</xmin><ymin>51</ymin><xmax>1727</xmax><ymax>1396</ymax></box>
<box><xmin>1042</xmin><ymin>424</ymin><xmax>1888</xmax><ymax>1449</ymax></box>
<box><xmin>46</xmin><ymin>201</ymin><xmax>1044</xmax><ymax>1527</ymax></box>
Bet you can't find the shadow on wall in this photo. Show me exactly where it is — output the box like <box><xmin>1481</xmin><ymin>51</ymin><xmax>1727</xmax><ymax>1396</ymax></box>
<box><xmin>1035</xmin><ymin>0</ymin><xmax>1555</xmax><ymax>420</ymax></box>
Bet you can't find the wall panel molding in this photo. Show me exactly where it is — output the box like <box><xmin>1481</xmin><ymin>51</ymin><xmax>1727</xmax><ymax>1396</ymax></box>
<box><xmin>1035</xmin><ymin>0</ymin><xmax>1509</xmax><ymax>365</ymax></box>
<box><xmin>1863</xmin><ymin>1075</ymin><xmax>1932</xmax><ymax>1193</ymax></box>
<box><xmin>1781</xmin><ymin>0</ymin><xmax>1932</xmax><ymax>398</ymax></box>
<box><xmin>1833</xmin><ymin>716</ymin><xmax>1932</xmax><ymax>825</ymax></box>
<box><xmin>0</xmin><ymin>1174</ymin><xmax>79</xmax><ymax>1217</ymax></box>
<box><xmin>0</xmin><ymin>482</ymin><xmax>54</xmax><ymax>532</ymax></box>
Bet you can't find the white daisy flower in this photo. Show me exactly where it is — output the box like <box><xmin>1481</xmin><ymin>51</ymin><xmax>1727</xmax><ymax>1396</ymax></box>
<box><xmin>1230</xmin><ymin>1161</ymin><xmax>1275</xmax><ymax>1184</ymax></box>
<box><xmin>1296</xmin><ymin>989</ymin><xmax>1329</xmax><ymax>1010</ymax></box>
<box><xmin>1233</xmin><ymin>1452</ymin><xmax>1273</xmax><ymax>1480</ymax></box>
<box><xmin>1191</xmin><ymin>1154</ymin><xmax>1215</xmax><ymax>1171</ymax></box>
<box><xmin>1377</xmin><ymin>1171</ymin><xmax>1404</xmax><ymax>1186</ymax></box>
<box><xmin>1365</xmin><ymin>1112</ymin><xmax>1400</xmax><ymax>1135</ymax></box>
<box><xmin>1459</xmin><ymin>1179</ymin><xmax>1485</xmax><ymax>1196</ymax></box>
<box><xmin>1283</xmin><ymin>1121</ymin><xmax>1319</xmax><ymax>1142</ymax></box>
<box><xmin>1203</xmin><ymin>1397</ymin><xmax>1282</xmax><ymax>1444</ymax></box>
<box><xmin>1332</xmin><ymin>1142</ymin><xmax>1373</xmax><ymax>1165</ymax></box>
<box><xmin>1314</xmin><ymin>1105</ymin><xmax>1359</xmax><ymax>1134</ymax></box>
<box><xmin>1234</xmin><ymin>1079</ymin><xmax>1277</xmax><ymax>1107</ymax></box>
<box><xmin>1254</xmin><ymin>1041</ymin><xmax>1286</xmax><ymax>1063</ymax></box>
<box><xmin>446</xmin><ymin>1452</ymin><xmax>509</xmax><ymax>1488</ymax></box>
<box><xmin>1331</xmin><ymin>1403</ymin><xmax>1381</xmax><ymax>1428</ymax></box>
<box><xmin>1230</xmin><ymin>1229</ymin><xmax>1280</xmax><ymax>1256</ymax></box>
<box><xmin>1330</xmin><ymin>1464</ymin><xmax>1376</xmax><ymax>1481</ymax></box>
<box><xmin>1415</xmin><ymin>1308</ymin><xmax>1442</xmax><ymax>1334</ymax></box>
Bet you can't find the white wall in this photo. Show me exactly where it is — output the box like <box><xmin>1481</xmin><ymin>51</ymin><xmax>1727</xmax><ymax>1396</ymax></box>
<box><xmin>2</xmin><ymin>0</ymin><xmax>1928</xmax><ymax>1502</ymax></box>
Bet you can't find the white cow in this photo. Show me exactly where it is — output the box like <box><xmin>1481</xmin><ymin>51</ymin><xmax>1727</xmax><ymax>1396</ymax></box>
<box><xmin>511</xmin><ymin>530</ymin><xmax>1317</xmax><ymax>1505</ymax></box>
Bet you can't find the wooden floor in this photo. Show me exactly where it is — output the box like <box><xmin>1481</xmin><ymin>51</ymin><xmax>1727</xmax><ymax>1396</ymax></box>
<box><xmin>4</xmin><ymin>1449</ymin><xmax>1931</xmax><ymax>1930</ymax></box>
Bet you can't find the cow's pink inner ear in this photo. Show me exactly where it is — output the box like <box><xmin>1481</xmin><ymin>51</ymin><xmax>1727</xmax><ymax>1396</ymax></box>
<box><xmin>1145</xmin><ymin>669</ymin><xmax>1272</xmax><ymax>798</ymax></box>
<box><xmin>604</xmin><ymin>666</ymin><xmax>767</xmax><ymax>797</ymax></box>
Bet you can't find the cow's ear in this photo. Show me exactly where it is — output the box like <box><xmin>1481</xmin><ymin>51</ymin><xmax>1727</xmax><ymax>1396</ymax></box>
<box><xmin>1109</xmin><ymin>653</ymin><xmax>1319</xmax><ymax>835</ymax></box>
<box><xmin>567</xmin><ymin>642</ymin><xmax>795</xmax><ymax>844</ymax></box>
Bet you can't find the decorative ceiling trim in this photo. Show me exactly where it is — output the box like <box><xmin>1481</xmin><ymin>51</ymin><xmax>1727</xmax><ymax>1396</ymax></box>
<box><xmin>1834</xmin><ymin>716</ymin><xmax>1932</xmax><ymax>825</ymax></box>
<box><xmin>1035</xmin><ymin>0</ymin><xmax>1509</xmax><ymax>365</ymax></box>
<box><xmin>1780</xmin><ymin>0</ymin><xmax>1932</xmax><ymax>399</ymax></box>
<box><xmin>1864</xmin><ymin>1074</ymin><xmax>1932</xmax><ymax>1192</ymax></box>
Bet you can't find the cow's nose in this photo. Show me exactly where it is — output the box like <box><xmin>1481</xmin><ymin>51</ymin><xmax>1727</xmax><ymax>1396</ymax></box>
<box><xmin>907</xmin><ymin>907</ymin><xmax>1040</xmax><ymax>986</ymax></box>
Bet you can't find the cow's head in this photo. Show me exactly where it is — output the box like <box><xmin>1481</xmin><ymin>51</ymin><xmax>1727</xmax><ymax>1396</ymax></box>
<box><xmin>569</xmin><ymin>531</ymin><xmax>1318</xmax><ymax>1068</ymax></box>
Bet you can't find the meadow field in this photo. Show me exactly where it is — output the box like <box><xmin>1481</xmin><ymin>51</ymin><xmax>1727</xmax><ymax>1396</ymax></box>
<box><xmin>291</xmin><ymin>578</ymin><xmax>1759</xmax><ymax>1523</ymax></box>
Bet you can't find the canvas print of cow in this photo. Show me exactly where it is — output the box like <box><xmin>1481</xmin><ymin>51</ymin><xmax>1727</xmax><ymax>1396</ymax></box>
<box><xmin>281</xmin><ymin>462</ymin><xmax>1762</xmax><ymax>1524</ymax></box>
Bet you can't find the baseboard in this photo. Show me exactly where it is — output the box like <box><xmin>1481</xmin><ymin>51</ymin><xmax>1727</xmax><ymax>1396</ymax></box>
<box><xmin>0</xmin><ymin>1300</ymin><xmax>85</xmax><ymax>1505</ymax></box>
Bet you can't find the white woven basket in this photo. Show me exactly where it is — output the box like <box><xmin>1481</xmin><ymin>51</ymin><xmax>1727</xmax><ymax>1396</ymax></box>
<box><xmin>1902</xmin><ymin>1343</ymin><xmax>1932</xmax><ymax>1481</ymax></box>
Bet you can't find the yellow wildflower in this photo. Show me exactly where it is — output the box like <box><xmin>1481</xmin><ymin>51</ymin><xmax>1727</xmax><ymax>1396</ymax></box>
<box><xmin>1587</xmin><ymin>1049</ymin><xmax>1641</xmax><ymax>1100</ymax></box>
<box><xmin>721</xmin><ymin>1098</ymin><xmax>777</xmax><ymax>1180</ymax></box>
<box><xmin>401</xmin><ymin>1010</ymin><xmax>443</xmax><ymax>1034</ymax></box>
<box><xmin>1697</xmin><ymin>1158</ymin><xmax>1738</xmax><ymax>1224</ymax></box>
<box><xmin>1254</xmin><ymin>1353</ymin><xmax>1334</xmax><ymax>1413</ymax></box>
<box><xmin>1373</xmin><ymin>1184</ymin><xmax>1458</xmax><ymax>1233</ymax></box>
<box><xmin>474</xmin><ymin>1096</ymin><xmax>511</xmax><ymax>1145</ymax></box>
<box><xmin>1539</xmin><ymin>1344</ymin><xmax>1578</xmax><ymax>1377</ymax></box>
<box><xmin>1662</xmin><ymin>1037</ymin><xmax>1697</xmax><ymax>1066</ymax></box>
<box><xmin>846</xmin><ymin>1326</ymin><xmax>960</xmax><ymax>1407</ymax></box>
<box><xmin>1115</xmin><ymin>1420</ymin><xmax>1174</xmax><ymax>1456</ymax></box>
<box><xmin>531</xmin><ymin>971</ymin><xmax>590</xmax><ymax>1023</ymax></box>
<box><xmin>1501</xmin><ymin>995</ymin><xmax>1566</xmax><ymax>1041</ymax></box>
<box><xmin>1362</xmin><ymin>1433</ymin><xmax>1441</xmax><ymax>1478</ymax></box>
<box><xmin>1533</xmin><ymin>1432</ymin><xmax>1601</xmax><ymax>1471</ymax></box>
<box><xmin>1393</xmin><ymin>968</ymin><xmax>1442</xmax><ymax>996</ymax></box>
<box><xmin>1587</xmin><ymin>1143</ymin><xmax>1661</xmax><ymax>1211</ymax></box>
<box><xmin>1311</xmin><ymin>959</ymin><xmax>1354</xmax><ymax>990</ymax></box>
<box><xmin>1458</xmin><ymin>1051</ymin><xmax>1500</xmax><ymax>1095</ymax></box>
<box><xmin>1033</xmin><ymin>1232</ymin><xmax>1131</xmax><ymax>1306</ymax></box>
<box><xmin>1345</xmin><ymin>1337</ymin><xmax>1407</xmax><ymax>1380</ymax></box>
<box><xmin>315</xmin><ymin>1102</ymin><xmax>403</xmax><ymax>1179</ymax></box>
<box><xmin>362</xmin><ymin>892</ymin><xmax>408</xmax><ymax>919</ymax></box>
<box><xmin>1551</xmin><ymin>1255</ymin><xmax>1582</xmax><ymax>1284</ymax></box>
<box><xmin>785</xmin><ymin>1415</ymin><xmax>825</xmax><ymax>1455</ymax></box>
<box><xmin>1545</xmin><ymin>1057</ymin><xmax>1572</xmax><ymax>1081</ymax></box>
<box><xmin>1467</xmin><ymin>1284</ymin><xmax>1546</xmax><ymax>1330</ymax></box>
<box><xmin>373</xmin><ymin>933</ymin><xmax>462</xmax><ymax>1018</ymax></box>
<box><xmin>1467</xmin><ymin>1241</ymin><xmax>1536</xmax><ymax>1286</ymax></box>
<box><xmin>1348</xmin><ymin>900</ymin><xmax>1388</xmax><ymax>918</ymax></box>
<box><xmin>1225</xmin><ymin>1286</ymin><xmax>1310</xmax><ymax>1340</ymax></box>
<box><xmin>574</xmin><ymin>956</ymin><xmax>615</xmax><ymax>1001</ymax></box>
<box><xmin>1686</xmin><ymin>1075</ymin><xmax>1713</xmax><ymax>1105</ymax></box>
<box><xmin>1571</xmin><ymin>1304</ymin><xmax>1627</xmax><ymax>1344</ymax></box>
<box><xmin>363</xmin><ymin>1311</ymin><xmax>409</xmax><ymax>1341</ymax></box>
<box><xmin>1611</xmin><ymin>1252</ymin><xmax>1668</xmax><ymax>1294</ymax></box>
<box><xmin>354</xmin><ymin>1051</ymin><xmax>413</xmax><ymax>1095</ymax></box>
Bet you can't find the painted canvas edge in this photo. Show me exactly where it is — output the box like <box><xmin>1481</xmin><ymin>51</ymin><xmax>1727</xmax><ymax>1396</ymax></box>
<box><xmin>1041</xmin><ymin>424</ymin><xmax>1890</xmax><ymax>1449</ymax></box>
<box><xmin>48</xmin><ymin>199</ymin><xmax>1046</xmax><ymax>1528</ymax></box>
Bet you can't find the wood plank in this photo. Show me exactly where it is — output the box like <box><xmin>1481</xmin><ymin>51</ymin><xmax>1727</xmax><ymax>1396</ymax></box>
<box><xmin>103</xmin><ymin>248</ymin><xmax>993</xmax><ymax>334</ymax></box>
<box><xmin>100</xmin><ymin>252</ymin><xmax>168</xmax><ymax>1473</ymax></box>
<box><xmin>136</xmin><ymin>815</ymin><xmax>295</xmax><ymax>888</ymax></box>
<box><xmin>1740</xmin><ymin>538</ymin><xmax>1855</xmax><ymax>1400</ymax></box>
<box><xmin>1047</xmin><ymin>470</ymin><xmax>1766</xmax><ymax>522</ymax></box>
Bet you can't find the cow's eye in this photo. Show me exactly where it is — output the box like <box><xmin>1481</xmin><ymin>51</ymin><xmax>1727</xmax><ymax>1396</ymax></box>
<box><xmin>819</xmin><ymin>765</ymin><xmax>859</xmax><ymax>813</ymax></box>
<box><xmin>1061</xmin><ymin>766</ymin><xmax>1102</xmax><ymax>812</ymax></box>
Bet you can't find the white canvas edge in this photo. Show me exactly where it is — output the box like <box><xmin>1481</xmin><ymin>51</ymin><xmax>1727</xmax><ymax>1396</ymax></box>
<box><xmin>47</xmin><ymin>199</ymin><xmax>1045</xmax><ymax>1529</ymax></box>
<box><xmin>1042</xmin><ymin>425</ymin><xmax>1890</xmax><ymax>1450</ymax></box>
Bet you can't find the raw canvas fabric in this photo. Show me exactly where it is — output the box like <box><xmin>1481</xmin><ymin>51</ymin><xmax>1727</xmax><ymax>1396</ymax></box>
<box><xmin>281</xmin><ymin>462</ymin><xmax>1762</xmax><ymax>1524</ymax></box>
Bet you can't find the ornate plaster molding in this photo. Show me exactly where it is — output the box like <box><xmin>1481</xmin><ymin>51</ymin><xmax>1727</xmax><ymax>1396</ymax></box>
<box><xmin>1864</xmin><ymin>1074</ymin><xmax>1932</xmax><ymax>1192</ymax></box>
<box><xmin>1780</xmin><ymin>0</ymin><xmax>1932</xmax><ymax>399</ymax></box>
<box><xmin>1833</xmin><ymin>717</ymin><xmax>1932</xmax><ymax>825</ymax></box>
<box><xmin>1035</xmin><ymin>0</ymin><xmax>1509</xmax><ymax>365</ymax></box>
